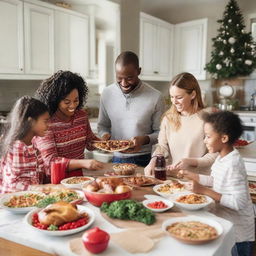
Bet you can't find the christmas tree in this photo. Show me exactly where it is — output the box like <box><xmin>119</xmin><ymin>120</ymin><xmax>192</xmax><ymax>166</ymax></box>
<box><xmin>205</xmin><ymin>0</ymin><xmax>256</xmax><ymax>79</ymax></box>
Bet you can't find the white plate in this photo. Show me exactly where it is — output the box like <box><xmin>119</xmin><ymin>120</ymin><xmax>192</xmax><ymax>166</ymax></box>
<box><xmin>24</xmin><ymin>205</ymin><xmax>95</xmax><ymax>236</ymax></box>
<box><xmin>61</xmin><ymin>176</ymin><xmax>95</xmax><ymax>189</ymax></box>
<box><xmin>162</xmin><ymin>215</ymin><xmax>223</xmax><ymax>244</ymax></box>
<box><xmin>171</xmin><ymin>193</ymin><xmax>213</xmax><ymax>211</ymax></box>
<box><xmin>153</xmin><ymin>182</ymin><xmax>189</xmax><ymax>198</ymax></box>
<box><xmin>142</xmin><ymin>198</ymin><xmax>174</xmax><ymax>212</ymax></box>
<box><xmin>0</xmin><ymin>191</ymin><xmax>45</xmax><ymax>214</ymax></box>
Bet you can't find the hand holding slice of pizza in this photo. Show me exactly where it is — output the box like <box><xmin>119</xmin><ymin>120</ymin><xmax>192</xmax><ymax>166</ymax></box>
<box><xmin>92</xmin><ymin>140</ymin><xmax>134</xmax><ymax>152</ymax></box>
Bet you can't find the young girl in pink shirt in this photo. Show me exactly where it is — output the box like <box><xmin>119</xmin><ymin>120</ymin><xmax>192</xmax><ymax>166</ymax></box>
<box><xmin>0</xmin><ymin>96</ymin><xmax>49</xmax><ymax>193</ymax></box>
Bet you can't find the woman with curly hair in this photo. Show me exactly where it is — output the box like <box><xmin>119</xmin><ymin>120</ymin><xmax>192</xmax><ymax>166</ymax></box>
<box><xmin>35</xmin><ymin>70</ymin><xmax>104</xmax><ymax>180</ymax></box>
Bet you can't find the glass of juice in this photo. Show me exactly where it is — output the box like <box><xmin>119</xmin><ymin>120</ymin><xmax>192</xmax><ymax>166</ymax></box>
<box><xmin>51</xmin><ymin>160</ymin><xmax>66</xmax><ymax>184</ymax></box>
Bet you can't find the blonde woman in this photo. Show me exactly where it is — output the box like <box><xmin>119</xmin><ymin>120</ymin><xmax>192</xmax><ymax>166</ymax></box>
<box><xmin>144</xmin><ymin>72</ymin><xmax>217</xmax><ymax>177</ymax></box>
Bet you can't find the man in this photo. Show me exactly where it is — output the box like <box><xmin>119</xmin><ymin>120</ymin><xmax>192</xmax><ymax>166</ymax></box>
<box><xmin>97</xmin><ymin>51</ymin><xmax>165</xmax><ymax>166</ymax></box>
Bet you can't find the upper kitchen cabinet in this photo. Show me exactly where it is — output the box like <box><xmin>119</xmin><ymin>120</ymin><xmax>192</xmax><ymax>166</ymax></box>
<box><xmin>0</xmin><ymin>0</ymin><xmax>54</xmax><ymax>79</ymax></box>
<box><xmin>0</xmin><ymin>0</ymin><xmax>23</xmax><ymax>74</ymax></box>
<box><xmin>173</xmin><ymin>19</ymin><xmax>208</xmax><ymax>80</ymax></box>
<box><xmin>24</xmin><ymin>2</ymin><xmax>54</xmax><ymax>75</ymax></box>
<box><xmin>140</xmin><ymin>12</ymin><xmax>174</xmax><ymax>81</ymax></box>
<box><xmin>54</xmin><ymin>9</ymin><xmax>89</xmax><ymax>79</ymax></box>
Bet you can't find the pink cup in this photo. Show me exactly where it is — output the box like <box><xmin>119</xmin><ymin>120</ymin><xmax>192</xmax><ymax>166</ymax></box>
<box><xmin>50</xmin><ymin>160</ymin><xmax>66</xmax><ymax>184</ymax></box>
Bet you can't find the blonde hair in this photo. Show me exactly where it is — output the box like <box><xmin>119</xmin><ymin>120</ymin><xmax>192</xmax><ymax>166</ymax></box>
<box><xmin>164</xmin><ymin>72</ymin><xmax>204</xmax><ymax>130</ymax></box>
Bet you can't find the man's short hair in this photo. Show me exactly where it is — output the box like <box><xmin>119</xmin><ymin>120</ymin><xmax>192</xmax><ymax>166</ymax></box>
<box><xmin>115</xmin><ymin>51</ymin><xmax>139</xmax><ymax>68</ymax></box>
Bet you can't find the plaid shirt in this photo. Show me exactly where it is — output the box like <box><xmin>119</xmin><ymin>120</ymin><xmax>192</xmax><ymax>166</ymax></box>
<box><xmin>0</xmin><ymin>139</ymin><xmax>45</xmax><ymax>194</ymax></box>
<box><xmin>35</xmin><ymin>109</ymin><xmax>98</xmax><ymax>178</ymax></box>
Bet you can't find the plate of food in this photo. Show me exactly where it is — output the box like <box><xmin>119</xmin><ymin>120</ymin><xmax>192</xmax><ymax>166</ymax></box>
<box><xmin>142</xmin><ymin>198</ymin><xmax>174</xmax><ymax>213</ymax></box>
<box><xmin>0</xmin><ymin>191</ymin><xmax>45</xmax><ymax>214</ymax></box>
<box><xmin>36</xmin><ymin>189</ymin><xmax>85</xmax><ymax>208</ymax></box>
<box><xmin>112</xmin><ymin>163</ymin><xmax>137</xmax><ymax>176</ymax></box>
<box><xmin>249</xmin><ymin>182</ymin><xmax>256</xmax><ymax>195</ymax></box>
<box><xmin>234</xmin><ymin>139</ymin><xmax>253</xmax><ymax>148</ymax></box>
<box><xmin>92</xmin><ymin>140</ymin><xmax>134</xmax><ymax>152</ymax></box>
<box><xmin>24</xmin><ymin>202</ymin><xmax>95</xmax><ymax>236</ymax></box>
<box><xmin>123</xmin><ymin>175</ymin><xmax>159</xmax><ymax>187</ymax></box>
<box><xmin>162</xmin><ymin>216</ymin><xmax>223</xmax><ymax>244</ymax></box>
<box><xmin>172</xmin><ymin>193</ymin><xmax>213</xmax><ymax>211</ymax></box>
<box><xmin>153</xmin><ymin>181</ymin><xmax>188</xmax><ymax>197</ymax></box>
<box><xmin>61</xmin><ymin>176</ymin><xmax>95</xmax><ymax>189</ymax></box>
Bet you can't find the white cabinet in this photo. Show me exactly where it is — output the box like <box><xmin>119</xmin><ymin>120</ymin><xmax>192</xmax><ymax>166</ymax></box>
<box><xmin>140</xmin><ymin>13</ymin><xmax>173</xmax><ymax>81</ymax></box>
<box><xmin>0</xmin><ymin>0</ymin><xmax>23</xmax><ymax>74</ymax></box>
<box><xmin>24</xmin><ymin>2</ymin><xmax>54</xmax><ymax>75</ymax></box>
<box><xmin>0</xmin><ymin>0</ymin><xmax>54</xmax><ymax>78</ymax></box>
<box><xmin>54</xmin><ymin>10</ymin><xmax>89</xmax><ymax>79</ymax></box>
<box><xmin>173</xmin><ymin>19</ymin><xmax>208</xmax><ymax>80</ymax></box>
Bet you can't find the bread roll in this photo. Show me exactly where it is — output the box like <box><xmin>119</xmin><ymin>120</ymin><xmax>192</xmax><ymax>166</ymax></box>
<box><xmin>84</xmin><ymin>181</ymin><xmax>99</xmax><ymax>192</ymax></box>
<box><xmin>38</xmin><ymin>201</ymin><xmax>82</xmax><ymax>226</ymax></box>
<box><xmin>115</xmin><ymin>185</ymin><xmax>131</xmax><ymax>194</ymax></box>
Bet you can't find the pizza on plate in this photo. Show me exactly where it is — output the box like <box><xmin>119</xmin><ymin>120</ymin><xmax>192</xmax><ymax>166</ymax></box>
<box><xmin>92</xmin><ymin>140</ymin><xmax>133</xmax><ymax>152</ymax></box>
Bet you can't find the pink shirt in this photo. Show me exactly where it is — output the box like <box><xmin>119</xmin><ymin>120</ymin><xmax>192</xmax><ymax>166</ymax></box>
<box><xmin>35</xmin><ymin>109</ymin><xmax>98</xmax><ymax>178</ymax></box>
<box><xmin>0</xmin><ymin>140</ymin><xmax>45</xmax><ymax>193</ymax></box>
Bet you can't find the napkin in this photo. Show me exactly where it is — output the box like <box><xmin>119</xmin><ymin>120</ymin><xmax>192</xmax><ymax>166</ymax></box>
<box><xmin>110</xmin><ymin>227</ymin><xmax>165</xmax><ymax>253</ymax></box>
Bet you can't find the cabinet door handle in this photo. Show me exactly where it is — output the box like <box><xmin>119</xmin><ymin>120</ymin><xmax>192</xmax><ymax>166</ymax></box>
<box><xmin>154</xmin><ymin>71</ymin><xmax>159</xmax><ymax>74</ymax></box>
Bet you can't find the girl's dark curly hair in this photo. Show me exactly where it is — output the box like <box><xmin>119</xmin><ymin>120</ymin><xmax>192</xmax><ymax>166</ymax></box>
<box><xmin>202</xmin><ymin>111</ymin><xmax>243</xmax><ymax>145</ymax></box>
<box><xmin>35</xmin><ymin>70</ymin><xmax>88</xmax><ymax>116</ymax></box>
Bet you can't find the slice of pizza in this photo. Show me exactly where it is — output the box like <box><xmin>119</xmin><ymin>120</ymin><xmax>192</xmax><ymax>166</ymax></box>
<box><xmin>92</xmin><ymin>140</ymin><xmax>134</xmax><ymax>152</ymax></box>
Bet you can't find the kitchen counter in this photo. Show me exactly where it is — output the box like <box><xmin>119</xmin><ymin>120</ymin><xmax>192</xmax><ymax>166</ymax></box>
<box><xmin>238</xmin><ymin>141</ymin><xmax>256</xmax><ymax>163</ymax></box>
<box><xmin>238</xmin><ymin>141</ymin><xmax>256</xmax><ymax>179</ymax></box>
<box><xmin>234</xmin><ymin>111</ymin><xmax>256</xmax><ymax>117</ymax></box>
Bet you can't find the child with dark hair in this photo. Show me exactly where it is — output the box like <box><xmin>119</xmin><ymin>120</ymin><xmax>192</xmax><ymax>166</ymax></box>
<box><xmin>35</xmin><ymin>71</ymin><xmax>104</xmax><ymax>179</ymax></box>
<box><xmin>179</xmin><ymin>111</ymin><xmax>255</xmax><ymax>256</ymax></box>
<box><xmin>0</xmin><ymin>96</ymin><xmax>49</xmax><ymax>193</ymax></box>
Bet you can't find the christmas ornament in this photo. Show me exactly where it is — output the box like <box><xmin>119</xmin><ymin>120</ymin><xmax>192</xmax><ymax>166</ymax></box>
<box><xmin>223</xmin><ymin>40</ymin><xmax>227</xmax><ymax>44</ymax></box>
<box><xmin>228</xmin><ymin>19</ymin><xmax>232</xmax><ymax>23</ymax></box>
<box><xmin>245</xmin><ymin>60</ymin><xmax>252</xmax><ymax>65</ymax></box>
<box><xmin>224</xmin><ymin>58</ymin><xmax>230</xmax><ymax>66</ymax></box>
<box><xmin>216</xmin><ymin>64</ymin><xmax>222</xmax><ymax>70</ymax></box>
<box><xmin>230</xmin><ymin>48</ymin><xmax>235</xmax><ymax>53</ymax></box>
<box><xmin>219</xmin><ymin>51</ymin><xmax>224</xmax><ymax>56</ymax></box>
<box><xmin>228</xmin><ymin>37</ymin><xmax>236</xmax><ymax>44</ymax></box>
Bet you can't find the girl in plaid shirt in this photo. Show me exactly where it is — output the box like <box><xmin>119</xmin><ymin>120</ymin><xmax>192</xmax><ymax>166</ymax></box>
<box><xmin>0</xmin><ymin>96</ymin><xmax>49</xmax><ymax>193</ymax></box>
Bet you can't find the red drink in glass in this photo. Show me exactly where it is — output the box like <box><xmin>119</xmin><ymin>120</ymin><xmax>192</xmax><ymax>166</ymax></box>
<box><xmin>51</xmin><ymin>160</ymin><xmax>66</xmax><ymax>184</ymax></box>
<box><xmin>154</xmin><ymin>154</ymin><xmax>166</xmax><ymax>181</ymax></box>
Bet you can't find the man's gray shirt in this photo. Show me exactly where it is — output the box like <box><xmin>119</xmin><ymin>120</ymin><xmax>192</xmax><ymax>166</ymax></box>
<box><xmin>97</xmin><ymin>81</ymin><xmax>165</xmax><ymax>157</ymax></box>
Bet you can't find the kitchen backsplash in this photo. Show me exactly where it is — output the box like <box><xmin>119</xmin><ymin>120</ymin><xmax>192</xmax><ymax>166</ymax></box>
<box><xmin>0</xmin><ymin>78</ymin><xmax>255</xmax><ymax>112</ymax></box>
<box><xmin>0</xmin><ymin>80</ymin><xmax>101</xmax><ymax>112</ymax></box>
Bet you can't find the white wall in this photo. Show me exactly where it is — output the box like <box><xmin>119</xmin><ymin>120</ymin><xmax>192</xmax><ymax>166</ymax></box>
<box><xmin>141</xmin><ymin>0</ymin><xmax>256</xmax><ymax>107</ymax></box>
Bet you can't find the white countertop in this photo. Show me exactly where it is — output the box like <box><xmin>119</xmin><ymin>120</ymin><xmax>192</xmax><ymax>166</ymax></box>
<box><xmin>234</xmin><ymin>111</ymin><xmax>256</xmax><ymax>117</ymax></box>
<box><xmin>238</xmin><ymin>141</ymin><xmax>256</xmax><ymax>163</ymax></box>
<box><xmin>0</xmin><ymin>201</ymin><xmax>235</xmax><ymax>256</ymax></box>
